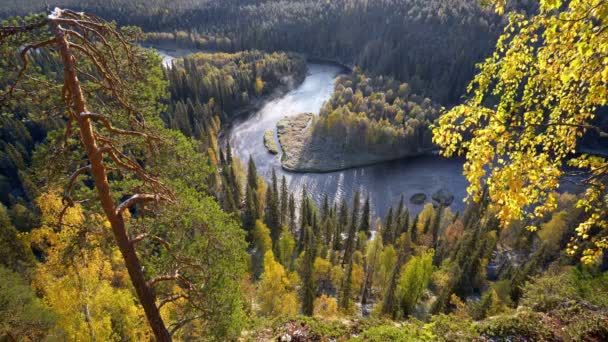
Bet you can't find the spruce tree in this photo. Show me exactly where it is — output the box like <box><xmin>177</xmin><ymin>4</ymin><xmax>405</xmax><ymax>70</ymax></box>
<box><xmin>342</xmin><ymin>191</ymin><xmax>360</xmax><ymax>266</ymax></box>
<box><xmin>265</xmin><ymin>169</ymin><xmax>281</xmax><ymax>245</ymax></box>
<box><xmin>288</xmin><ymin>193</ymin><xmax>296</xmax><ymax>234</ymax></box>
<box><xmin>382</xmin><ymin>207</ymin><xmax>394</xmax><ymax>244</ymax></box>
<box><xmin>339</xmin><ymin>258</ymin><xmax>353</xmax><ymax>311</ymax></box>
<box><xmin>280</xmin><ymin>176</ymin><xmax>289</xmax><ymax>226</ymax></box>
<box><xmin>243</xmin><ymin>185</ymin><xmax>258</xmax><ymax>237</ymax></box>
<box><xmin>360</xmin><ymin>196</ymin><xmax>371</xmax><ymax>236</ymax></box>
<box><xmin>334</xmin><ymin>199</ymin><xmax>349</xmax><ymax>250</ymax></box>
<box><xmin>410</xmin><ymin>214</ymin><xmax>419</xmax><ymax>244</ymax></box>
<box><xmin>300</xmin><ymin>226</ymin><xmax>317</xmax><ymax>316</ymax></box>
<box><xmin>247</xmin><ymin>156</ymin><xmax>258</xmax><ymax>190</ymax></box>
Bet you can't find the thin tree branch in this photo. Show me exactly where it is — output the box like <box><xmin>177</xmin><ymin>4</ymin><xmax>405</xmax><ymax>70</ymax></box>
<box><xmin>116</xmin><ymin>193</ymin><xmax>159</xmax><ymax>216</ymax></box>
<box><xmin>169</xmin><ymin>315</ymin><xmax>205</xmax><ymax>336</ymax></box>
<box><xmin>147</xmin><ymin>269</ymin><xmax>180</xmax><ymax>287</ymax></box>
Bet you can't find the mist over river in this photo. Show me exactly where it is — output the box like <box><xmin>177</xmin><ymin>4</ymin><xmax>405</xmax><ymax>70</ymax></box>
<box><xmin>157</xmin><ymin>48</ymin><xmax>469</xmax><ymax>219</ymax></box>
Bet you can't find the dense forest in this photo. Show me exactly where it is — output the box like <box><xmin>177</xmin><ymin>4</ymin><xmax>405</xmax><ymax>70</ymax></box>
<box><xmin>163</xmin><ymin>50</ymin><xmax>306</xmax><ymax>139</ymax></box>
<box><xmin>313</xmin><ymin>69</ymin><xmax>441</xmax><ymax>154</ymax></box>
<box><xmin>0</xmin><ymin>0</ymin><xmax>539</xmax><ymax>104</ymax></box>
<box><xmin>1</xmin><ymin>0</ymin><xmax>608</xmax><ymax>341</ymax></box>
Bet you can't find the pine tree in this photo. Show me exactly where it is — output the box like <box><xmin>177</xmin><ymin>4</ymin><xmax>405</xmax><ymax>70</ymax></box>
<box><xmin>342</xmin><ymin>192</ymin><xmax>360</xmax><ymax>266</ymax></box>
<box><xmin>431</xmin><ymin>205</ymin><xmax>443</xmax><ymax>247</ymax></box>
<box><xmin>247</xmin><ymin>156</ymin><xmax>258</xmax><ymax>190</ymax></box>
<box><xmin>226</xmin><ymin>141</ymin><xmax>233</xmax><ymax>165</ymax></box>
<box><xmin>360</xmin><ymin>196</ymin><xmax>371</xmax><ymax>236</ymax></box>
<box><xmin>322</xmin><ymin>194</ymin><xmax>330</xmax><ymax>221</ymax></box>
<box><xmin>300</xmin><ymin>226</ymin><xmax>317</xmax><ymax>316</ymax></box>
<box><xmin>339</xmin><ymin>258</ymin><xmax>353</xmax><ymax>311</ymax></box>
<box><xmin>410</xmin><ymin>214</ymin><xmax>419</xmax><ymax>244</ymax></box>
<box><xmin>280</xmin><ymin>176</ymin><xmax>289</xmax><ymax>226</ymax></box>
<box><xmin>265</xmin><ymin>169</ymin><xmax>281</xmax><ymax>245</ymax></box>
<box><xmin>334</xmin><ymin>199</ymin><xmax>349</xmax><ymax>250</ymax></box>
<box><xmin>382</xmin><ymin>207</ymin><xmax>394</xmax><ymax>244</ymax></box>
<box><xmin>288</xmin><ymin>193</ymin><xmax>296</xmax><ymax>234</ymax></box>
<box><xmin>243</xmin><ymin>185</ymin><xmax>259</xmax><ymax>237</ymax></box>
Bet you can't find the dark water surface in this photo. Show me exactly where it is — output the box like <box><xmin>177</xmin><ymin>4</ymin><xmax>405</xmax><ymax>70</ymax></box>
<box><xmin>157</xmin><ymin>48</ymin><xmax>468</xmax><ymax>219</ymax></box>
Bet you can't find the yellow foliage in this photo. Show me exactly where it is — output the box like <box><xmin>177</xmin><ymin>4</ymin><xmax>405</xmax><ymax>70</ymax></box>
<box><xmin>433</xmin><ymin>0</ymin><xmax>608</xmax><ymax>264</ymax></box>
<box><xmin>255</xmin><ymin>77</ymin><xmax>265</xmax><ymax>95</ymax></box>
<box><xmin>313</xmin><ymin>294</ymin><xmax>339</xmax><ymax>319</ymax></box>
<box><xmin>31</xmin><ymin>191</ymin><xmax>150</xmax><ymax>340</ymax></box>
<box><xmin>257</xmin><ymin>251</ymin><xmax>299</xmax><ymax>317</ymax></box>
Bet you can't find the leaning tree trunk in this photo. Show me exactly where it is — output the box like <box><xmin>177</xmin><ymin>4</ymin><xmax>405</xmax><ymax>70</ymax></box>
<box><xmin>51</xmin><ymin>23</ymin><xmax>172</xmax><ymax>342</ymax></box>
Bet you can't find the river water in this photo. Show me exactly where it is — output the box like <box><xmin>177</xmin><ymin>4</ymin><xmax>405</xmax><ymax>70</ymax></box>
<box><xmin>228</xmin><ymin>64</ymin><xmax>468</xmax><ymax>218</ymax></box>
<box><xmin>157</xmin><ymin>48</ymin><xmax>469</xmax><ymax>219</ymax></box>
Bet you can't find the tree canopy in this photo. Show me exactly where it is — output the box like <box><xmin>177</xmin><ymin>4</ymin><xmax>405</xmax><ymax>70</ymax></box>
<box><xmin>433</xmin><ymin>0</ymin><xmax>608</xmax><ymax>264</ymax></box>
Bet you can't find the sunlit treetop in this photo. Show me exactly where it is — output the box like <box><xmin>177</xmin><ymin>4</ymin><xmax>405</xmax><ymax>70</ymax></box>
<box><xmin>433</xmin><ymin>0</ymin><xmax>608</xmax><ymax>264</ymax></box>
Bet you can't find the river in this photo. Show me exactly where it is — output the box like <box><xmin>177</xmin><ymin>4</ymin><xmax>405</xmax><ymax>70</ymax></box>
<box><xmin>156</xmin><ymin>48</ymin><xmax>469</xmax><ymax>219</ymax></box>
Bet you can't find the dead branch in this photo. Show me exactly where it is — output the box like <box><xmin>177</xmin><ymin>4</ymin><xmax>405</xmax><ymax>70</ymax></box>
<box><xmin>147</xmin><ymin>269</ymin><xmax>181</xmax><ymax>287</ymax></box>
<box><xmin>64</xmin><ymin>164</ymin><xmax>91</xmax><ymax>201</ymax></box>
<box><xmin>157</xmin><ymin>294</ymin><xmax>189</xmax><ymax>309</ymax></box>
<box><xmin>3</xmin><ymin>38</ymin><xmax>57</xmax><ymax>100</ymax></box>
<box><xmin>80</xmin><ymin>112</ymin><xmax>160</xmax><ymax>141</ymax></box>
<box><xmin>169</xmin><ymin>315</ymin><xmax>205</xmax><ymax>336</ymax></box>
<box><xmin>116</xmin><ymin>193</ymin><xmax>159</xmax><ymax>216</ymax></box>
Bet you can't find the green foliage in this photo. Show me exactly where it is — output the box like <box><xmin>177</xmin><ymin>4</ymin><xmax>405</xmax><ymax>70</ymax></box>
<box><xmin>433</xmin><ymin>0</ymin><xmax>608</xmax><ymax>264</ymax></box>
<box><xmin>164</xmin><ymin>51</ymin><xmax>306</xmax><ymax>139</ymax></box>
<box><xmin>351</xmin><ymin>322</ymin><xmax>435</xmax><ymax>342</ymax></box>
<box><xmin>0</xmin><ymin>266</ymin><xmax>56</xmax><ymax>341</ymax></box>
<box><xmin>396</xmin><ymin>250</ymin><xmax>435</xmax><ymax>318</ymax></box>
<box><xmin>521</xmin><ymin>267</ymin><xmax>608</xmax><ymax>312</ymax></box>
<box><xmin>0</xmin><ymin>204</ymin><xmax>34</xmax><ymax>273</ymax></box>
<box><xmin>477</xmin><ymin>311</ymin><xmax>554</xmax><ymax>341</ymax></box>
<box><xmin>257</xmin><ymin>251</ymin><xmax>299</xmax><ymax>318</ymax></box>
<box><xmin>428</xmin><ymin>314</ymin><xmax>479</xmax><ymax>342</ymax></box>
<box><xmin>314</xmin><ymin>69</ymin><xmax>441</xmax><ymax>155</ymax></box>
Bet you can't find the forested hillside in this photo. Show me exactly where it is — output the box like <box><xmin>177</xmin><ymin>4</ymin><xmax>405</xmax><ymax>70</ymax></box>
<box><xmin>1</xmin><ymin>1</ymin><xmax>607</xmax><ymax>341</ymax></box>
<box><xmin>314</xmin><ymin>69</ymin><xmax>440</xmax><ymax>154</ymax></box>
<box><xmin>0</xmin><ymin>0</ymin><xmax>535</xmax><ymax>104</ymax></box>
<box><xmin>163</xmin><ymin>51</ymin><xmax>305</xmax><ymax>139</ymax></box>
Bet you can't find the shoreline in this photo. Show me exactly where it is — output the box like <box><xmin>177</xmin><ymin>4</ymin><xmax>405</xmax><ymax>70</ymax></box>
<box><xmin>276</xmin><ymin>113</ymin><xmax>438</xmax><ymax>173</ymax></box>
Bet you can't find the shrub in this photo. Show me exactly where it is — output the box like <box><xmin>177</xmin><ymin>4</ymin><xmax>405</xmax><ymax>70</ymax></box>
<box><xmin>477</xmin><ymin>311</ymin><xmax>554</xmax><ymax>341</ymax></box>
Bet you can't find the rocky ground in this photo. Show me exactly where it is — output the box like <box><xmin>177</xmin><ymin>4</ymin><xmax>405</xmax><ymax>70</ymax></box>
<box><xmin>276</xmin><ymin>113</ymin><xmax>430</xmax><ymax>172</ymax></box>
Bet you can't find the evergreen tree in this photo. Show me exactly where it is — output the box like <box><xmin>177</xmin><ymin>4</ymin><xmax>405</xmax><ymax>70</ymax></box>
<box><xmin>247</xmin><ymin>156</ymin><xmax>258</xmax><ymax>190</ymax></box>
<box><xmin>360</xmin><ymin>196</ymin><xmax>371</xmax><ymax>236</ymax></box>
<box><xmin>382</xmin><ymin>207</ymin><xmax>394</xmax><ymax>244</ymax></box>
<box><xmin>243</xmin><ymin>185</ymin><xmax>259</xmax><ymax>237</ymax></box>
<box><xmin>300</xmin><ymin>226</ymin><xmax>317</xmax><ymax>316</ymax></box>
<box><xmin>288</xmin><ymin>193</ymin><xmax>296</xmax><ymax>234</ymax></box>
<box><xmin>280</xmin><ymin>176</ymin><xmax>289</xmax><ymax>226</ymax></box>
<box><xmin>321</xmin><ymin>194</ymin><xmax>330</xmax><ymax>221</ymax></box>
<box><xmin>265</xmin><ymin>169</ymin><xmax>281</xmax><ymax>245</ymax></box>
<box><xmin>334</xmin><ymin>199</ymin><xmax>349</xmax><ymax>250</ymax></box>
<box><xmin>342</xmin><ymin>192</ymin><xmax>361</xmax><ymax>266</ymax></box>
<box><xmin>339</xmin><ymin>258</ymin><xmax>353</xmax><ymax>311</ymax></box>
<box><xmin>410</xmin><ymin>214</ymin><xmax>419</xmax><ymax>244</ymax></box>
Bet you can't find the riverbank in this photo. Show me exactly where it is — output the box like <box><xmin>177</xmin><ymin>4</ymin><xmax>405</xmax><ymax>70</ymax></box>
<box><xmin>276</xmin><ymin>113</ymin><xmax>435</xmax><ymax>173</ymax></box>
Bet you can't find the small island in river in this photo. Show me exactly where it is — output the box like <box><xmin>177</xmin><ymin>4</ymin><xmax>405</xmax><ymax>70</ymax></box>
<box><xmin>263</xmin><ymin>129</ymin><xmax>279</xmax><ymax>154</ymax></box>
<box><xmin>276</xmin><ymin>113</ymin><xmax>432</xmax><ymax>172</ymax></box>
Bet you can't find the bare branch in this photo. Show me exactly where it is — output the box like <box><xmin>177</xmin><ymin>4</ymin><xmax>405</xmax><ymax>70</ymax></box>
<box><xmin>147</xmin><ymin>269</ymin><xmax>180</xmax><ymax>287</ymax></box>
<box><xmin>169</xmin><ymin>315</ymin><xmax>205</xmax><ymax>336</ymax></box>
<box><xmin>116</xmin><ymin>193</ymin><xmax>159</xmax><ymax>216</ymax></box>
<box><xmin>80</xmin><ymin>112</ymin><xmax>160</xmax><ymax>141</ymax></box>
<box><xmin>157</xmin><ymin>294</ymin><xmax>188</xmax><ymax>309</ymax></box>
<box><xmin>130</xmin><ymin>233</ymin><xmax>149</xmax><ymax>245</ymax></box>
<box><xmin>64</xmin><ymin>164</ymin><xmax>91</xmax><ymax>201</ymax></box>
<box><xmin>2</xmin><ymin>38</ymin><xmax>58</xmax><ymax>101</ymax></box>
